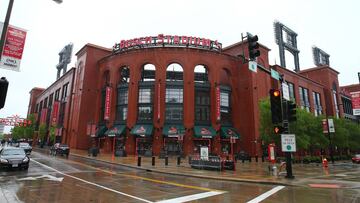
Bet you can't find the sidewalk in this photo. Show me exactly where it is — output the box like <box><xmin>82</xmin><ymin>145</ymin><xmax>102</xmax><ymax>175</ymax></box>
<box><xmin>34</xmin><ymin>147</ymin><xmax>358</xmax><ymax>187</ymax></box>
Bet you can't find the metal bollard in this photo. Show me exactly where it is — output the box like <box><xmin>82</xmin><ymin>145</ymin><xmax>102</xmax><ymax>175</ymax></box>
<box><xmin>165</xmin><ymin>156</ymin><xmax>168</xmax><ymax>166</ymax></box>
<box><xmin>249</xmin><ymin>157</ymin><xmax>252</xmax><ymax>162</ymax></box>
<box><xmin>177</xmin><ymin>156</ymin><xmax>181</xmax><ymax>166</ymax></box>
<box><xmin>262</xmin><ymin>156</ymin><xmax>265</xmax><ymax>162</ymax></box>
<box><xmin>255</xmin><ymin>156</ymin><xmax>258</xmax><ymax>162</ymax></box>
<box><xmin>137</xmin><ymin>156</ymin><xmax>141</xmax><ymax>167</ymax></box>
<box><xmin>272</xmin><ymin>165</ymin><xmax>278</xmax><ymax>176</ymax></box>
<box><xmin>152</xmin><ymin>156</ymin><xmax>155</xmax><ymax>166</ymax></box>
<box><xmin>242</xmin><ymin>159</ymin><xmax>244</xmax><ymax>163</ymax></box>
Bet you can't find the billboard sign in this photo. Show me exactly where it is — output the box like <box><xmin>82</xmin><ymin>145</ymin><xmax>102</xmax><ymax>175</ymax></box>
<box><xmin>0</xmin><ymin>22</ymin><xmax>27</xmax><ymax>72</ymax></box>
<box><xmin>350</xmin><ymin>91</ymin><xmax>360</xmax><ymax>116</ymax></box>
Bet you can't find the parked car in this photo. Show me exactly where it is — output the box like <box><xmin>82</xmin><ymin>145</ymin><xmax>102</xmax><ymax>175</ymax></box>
<box><xmin>18</xmin><ymin>142</ymin><xmax>32</xmax><ymax>155</ymax></box>
<box><xmin>236</xmin><ymin>150</ymin><xmax>251</xmax><ymax>161</ymax></box>
<box><xmin>352</xmin><ymin>154</ymin><xmax>360</xmax><ymax>164</ymax></box>
<box><xmin>0</xmin><ymin>146</ymin><xmax>30</xmax><ymax>170</ymax></box>
<box><xmin>50</xmin><ymin>143</ymin><xmax>70</xmax><ymax>157</ymax></box>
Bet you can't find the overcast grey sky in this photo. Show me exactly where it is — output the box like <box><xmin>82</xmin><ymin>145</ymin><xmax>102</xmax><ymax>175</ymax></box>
<box><xmin>0</xmin><ymin>0</ymin><xmax>359</xmax><ymax>133</ymax></box>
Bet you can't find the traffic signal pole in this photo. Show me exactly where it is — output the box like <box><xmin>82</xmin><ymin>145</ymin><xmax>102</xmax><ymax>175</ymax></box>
<box><xmin>282</xmin><ymin>101</ymin><xmax>294</xmax><ymax>179</ymax></box>
<box><xmin>0</xmin><ymin>0</ymin><xmax>14</xmax><ymax>61</ymax></box>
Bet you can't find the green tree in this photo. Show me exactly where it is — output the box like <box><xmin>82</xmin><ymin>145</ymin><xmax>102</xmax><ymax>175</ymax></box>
<box><xmin>49</xmin><ymin>125</ymin><xmax>56</xmax><ymax>144</ymax></box>
<box><xmin>38</xmin><ymin>124</ymin><xmax>47</xmax><ymax>143</ymax></box>
<box><xmin>259</xmin><ymin>98</ymin><xmax>281</xmax><ymax>146</ymax></box>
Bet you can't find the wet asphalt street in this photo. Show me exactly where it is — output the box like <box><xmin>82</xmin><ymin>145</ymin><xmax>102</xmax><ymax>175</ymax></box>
<box><xmin>0</xmin><ymin>151</ymin><xmax>359</xmax><ymax>203</ymax></box>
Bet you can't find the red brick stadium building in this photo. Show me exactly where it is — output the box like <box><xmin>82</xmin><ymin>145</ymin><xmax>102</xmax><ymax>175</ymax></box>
<box><xmin>28</xmin><ymin>34</ymin><xmax>348</xmax><ymax>157</ymax></box>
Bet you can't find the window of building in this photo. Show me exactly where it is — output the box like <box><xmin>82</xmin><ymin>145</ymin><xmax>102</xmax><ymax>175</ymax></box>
<box><xmin>194</xmin><ymin>65</ymin><xmax>210</xmax><ymax>124</ymax></box>
<box><xmin>62</xmin><ymin>83</ymin><xmax>69</xmax><ymax>99</ymax></box>
<box><xmin>139</xmin><ymin>88</ymin><xmax>152</xmax><ymax>103</ymax></box>
<box><xmin>166</xmin><ymin>88</ymin><xmax>183</xmax><ymax>103</ymax></box>
<box><xmin>138</xmin><ymin>87</ymin><xmax>153</xmax><ymax>121</ymax></box>
<box><xmin>165</xmin><ymin>63</ymin><xmax>183</xmax><ymax>123</ymax></box>
<box><xmin>58</xmin><ymin>102</ymin><xmax>66</xmax><ymax>126</ymax></box>
<box><xmin>332</xmin><ymin>83</ymin><xmax>339</xmax><ymax>118</ymax></box>
<box><xmin>116</xmin><ymin>88</ymin><xmax>128</xmax><ymax>122</ymax></box>
<box><xmin>288</xmin><ymin>82</ymin><xmax>295</xmax><ymax>101</ymax></box>
<box><xmin>299</xmin><ymin>86</ymin><xmax>310</xmax><ymax>112</ymax></box>
<box><xmin>49</xmin><ymin>93</ymin><xmax>54</xmax><ymax>107</ymax></box>
<box><xmin>220</xmin><ymin>90</ymin><xmax>231</xmax><ymax>123</ymax></box>
<box><xmin>312</xmin><ymin>92</ymin><xmax>322</xmax><ymax>116</ymax></box>
<box><xmin>55</xmin><ymin>88</ymin><xmax>61</xmax><ymax>101</ymax></box>
<box><xmin>35</xmin><ymin>104</ymin><xmax>39</xmax><ymax>113</ymax></box>
<box><xmin>138</xmin><ymin>106</ymin><xmax>153</xmax><ymax>121</ymax></box>
<box><xmin>44</xmin><ymin>97</ymin><xmax>48</xmax><ymax>108</ymax></box>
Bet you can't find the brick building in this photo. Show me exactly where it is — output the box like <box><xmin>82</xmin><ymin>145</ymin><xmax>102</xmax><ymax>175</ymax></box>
<box><xmin>27</xmin><ymin>34</ymin><xmax>348</xmax><ymax>157</ymax></box>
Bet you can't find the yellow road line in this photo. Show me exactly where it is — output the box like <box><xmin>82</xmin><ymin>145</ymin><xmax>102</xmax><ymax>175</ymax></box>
<box><xmin>62</xmin><ymin>156</ymin><xmax>225</xmax><ymax>193</ymax></box>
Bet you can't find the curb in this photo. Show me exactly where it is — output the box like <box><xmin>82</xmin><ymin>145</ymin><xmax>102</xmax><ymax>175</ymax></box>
<box><xmin>33</xmin><ymin>148</ymin><xmax>292</xmax><ymax>186</ymax></box>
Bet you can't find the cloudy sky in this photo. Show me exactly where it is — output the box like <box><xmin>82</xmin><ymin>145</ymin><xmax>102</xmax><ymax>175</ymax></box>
<box><xmin>0</xmin><ymin>0</ymin><xmax>359</xmax><ymax>132</ymax></box>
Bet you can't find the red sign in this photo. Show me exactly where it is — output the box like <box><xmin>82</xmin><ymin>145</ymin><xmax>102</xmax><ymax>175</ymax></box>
<box><xmin>350</xmin><ymin>91</ymin><xmax>360</xmax><ymax>115</ymax></box>
<box><xmin>216</xmin><ymin>87</ymin><xmax>221</xmax><ymax>121</ymax></box>
<box><xmin>268</xmin><ymin>144</ymin><xmax>276</xmax><ymax>164</ymax></box>
<box><xmin>157</xmin><ymin>83</ymin><xmax>161</xmax><ymax>120</ymax></box>
<box><xmin>113</xmin><ymin>34</ymin><xmax>222</xmax><ymax>53</ymax></box>
<box><xmin>0</xmin><ymin>24</ymin><xmax>27</xmax><ymax>72</ymax></box>
<box><xmin>51</xmin><ymin>101</ymin><xmax>60</xmax><ymax>126</ymax></box>
<box><xmin>322</xmin><ymin>119</ymin><xmax>328</xmax><ymax>134</ymax></box>
<box><xmin>104</xmin><ymin>87</ymin><xmax>112</xmax><ymax>120</ymax></box>
<box><xmin>40</xmin><ymin>108</ymin><xmax>48</xmax><ymax>124</ymax></box>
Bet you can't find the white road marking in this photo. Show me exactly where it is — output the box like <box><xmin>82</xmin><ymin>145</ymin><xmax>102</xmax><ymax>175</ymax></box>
<box><xmin>246</xmin><ymin>186</ymin><xmax>285</xmax><ymax>203</ymax></box>
<box><xmin>18</xmin><ymin>174</ymin><xmax>64</xmax><ymax>182</ymax></box>
<box><xmin>32</xmin><ymin>159</ymin><xmax>153</xmax><ymax>203</ymax></box>
<box><xmin>156</xmin><ymin>191</ymin><xmax>225</xmax><ymax>203</ymax></box>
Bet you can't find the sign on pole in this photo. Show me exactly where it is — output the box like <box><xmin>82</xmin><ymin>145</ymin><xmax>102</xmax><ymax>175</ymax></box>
<box><xmin>281</xmin><ymin>134</ymin><xmax>296</xmax><ymax>152</ymax></box>
<box><xmin>270</xmin><ymin>69</ymin><xmax>280</xmax><ymax>80</ymax></box>
<box><xmin>328</xmin><ymin>119</ymin><xmax>335</xmax><ymax>133</ymax></box>
<box><xmin>350</xmin><ymin>91</ymin><xmax>360</xmax><ymax>116</ymax></box>
<box><xmin>248</xmin><ymin>61</ymin><xmax>257</xmax><ymax>73</ymax></box>
<box><xmin>322</xmin><ymin>119</ymin><xmax>328</xmax><ymax>133</ymax></box>
<box><xmin>0</xmin><ymin>22</ymin><xmax>27</xmax><ymax>72</ymax></box>
<box><xmin>200</xmin><ymin>146</ymin><xmax>209</xmax><ymax>160</ymax></box>
<box><xmin>282</xmin><ymin>83</ymin><xmax>290</xmax><ymax>101</ymax></box>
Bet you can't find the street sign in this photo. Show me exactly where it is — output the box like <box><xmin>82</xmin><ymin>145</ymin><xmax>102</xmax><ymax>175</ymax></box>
<box><xmin>200</xmin><ymin>146</ymin><xmax>209</xmax><ymax>160</ymax></box>
<box><xmin>281</xmin><ymin>134</ymin><xmax>296</xmax><ymax>152</ymax></box>
<box><xmin>271</xmin><ymin>69</ymin><xmax>280</xmax><ymax>80</ymax></box>
<box><xmin>322</xmin><ymin>119</ymin><xmax>328</xmax><ymax>133</ymax></box>
<box><xmin>248</xmin><ymin>61</ymin><xmax>257</xmax><ymax>73</ymax></box>
<box><xmin>328</xmin><ymin>119</ymin><xmax>335</xmax><ymax>133</ymax></box>
<box><xmin>282</xmin><ymin>83</ymin><xmax>290</xmax><ymax>101</ymax></box>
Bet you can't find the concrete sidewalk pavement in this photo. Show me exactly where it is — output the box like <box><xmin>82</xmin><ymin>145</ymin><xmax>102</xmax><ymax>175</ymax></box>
<box><xmin>34</xmin><ymin>147</ymin><xmax>359</xmax><ymax>187</ymax></box>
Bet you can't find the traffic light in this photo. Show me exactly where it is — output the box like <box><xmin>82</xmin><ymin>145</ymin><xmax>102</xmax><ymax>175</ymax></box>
<box><xmin>248</xmin><ymin>34</ymin><xmax>260</xmax><ymax>60</ymax></box>
<box><xmin>273</xmin><ymin>125</ymin><xmax>284</xmax><ymax>134</ymax></box>
<box><xmin>0</xmin><ymin>77</ymin><xmax>9</xmax><ymax>109</ymax></box>
<box><xmin>270</xmin><ymin>89</ymin><xmax>282</xmax><ymax>124</ymax></box>
<box><xmin>287</xmin><ymin>101</ymin><xmax>297</xmax><ymax>122</ymax></box>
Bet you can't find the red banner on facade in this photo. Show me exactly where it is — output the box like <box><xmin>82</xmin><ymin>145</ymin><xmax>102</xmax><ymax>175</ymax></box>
<box><xmin>350</xmin><ymin>91</ymin><xmax>360</xmax><ymax>116</ymax></box>
<box><xmin>104</xmin><ymin>87</ymin><xmax>112</xmax><ymax>120</ymax></box>
<box><xmin>216</xmin><ymin>86</ymin><xmax>221</xmax><ymax>121</ymax></box>
<box><xmin>51</xmin><ymin>101</ymin><xmax>60</xmax><ymax>126</ymax></box>
<box><xmin>40</xmin><ymin>108</ymin><xmax>48</xmax><ymax>124</ymax></box>
<box><xmin>322</xmin><ymin>119</ymin><xmax>328</xmax><ymax>134</ymax></box>
<box><xmin>157</xmin><ymin>83</ymin><xmax>161</xmax><ymax>120</ymax></box>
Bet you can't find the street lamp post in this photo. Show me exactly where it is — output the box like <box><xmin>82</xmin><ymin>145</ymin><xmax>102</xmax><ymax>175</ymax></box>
<box><xmin>0</xmin><ymin>0</ymin><xmax>62</xmax><ymax>61</ymax></box>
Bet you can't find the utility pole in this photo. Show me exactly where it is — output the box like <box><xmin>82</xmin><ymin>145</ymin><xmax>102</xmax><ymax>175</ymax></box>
<box><xmin>0</xmin><ymin>0</ymin><xmax>14</xmax><ymax>61</ymax></box>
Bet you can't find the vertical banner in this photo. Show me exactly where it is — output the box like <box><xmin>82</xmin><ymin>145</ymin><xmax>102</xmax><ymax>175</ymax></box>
<box><xmin>0</xmin><ymin>23</ymin><xmax>27</xmax><ymax>72</ymax></box>
<box><xmin>91</xmin><ymin>124</ymin><xmax>97</xmax><ymax>137</ymax></box>
<box><xmin>86</xmin><ymin>123</ymin><xmax>91</xmax><ymax>136</ymax></box>
<box><xmin>322</xmin><ymin>119</ymin><xmax>328</xmax><ymax>133</ymax></box>
<box><xmin>104</xmin><ymin>87</ymin><xmax>112</xmax><ymax>120</ymax></box>
<box><xmin>350</xmin><ymin>91</ymin><xmax>360</xmax><ymax>115</ymax></box>
<box><xmin>216</xmin><ymin>86</ymin><xmax>221</xmax><ymax>121</ymax></box>
<box><xmin>157</xmin><ymin>83</ymin><xmax>161</xmax><ymax>120</ymax></box>
<box><xmin>51</xmin><ymin>101</ymin><xmax>60</xmax><ymax>126</ymax></box>
<box><xmin>40</xmin><ymin>109</ymin><xmax>48</xmax><ymax>124</ymax></box>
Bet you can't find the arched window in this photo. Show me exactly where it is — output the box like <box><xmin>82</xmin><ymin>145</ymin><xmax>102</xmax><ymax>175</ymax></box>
<box><xmin>165</xmin><ymin>63</ymin><xmax>183</xmax><ymax>122</ymax></box>
<box><xmin>116</xmin><ymin>66</ymin><xmax>130</xmax><ymax>123</ymax></box>
<box><xmin>194</xmin><ymin>65</ymin><xmax>210</xmax><ymax>124</ymax></box>
<box><xmin>137</xmin><ymin>64</ymin><xmax>155</xmax><ymax>122</ymax></box>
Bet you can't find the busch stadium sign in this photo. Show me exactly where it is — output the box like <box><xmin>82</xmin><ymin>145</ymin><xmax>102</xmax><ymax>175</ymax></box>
<box><xmin>113</xmin><ymin>34</ymin><xmax>222</xmax><ymax>53</ymax></box>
